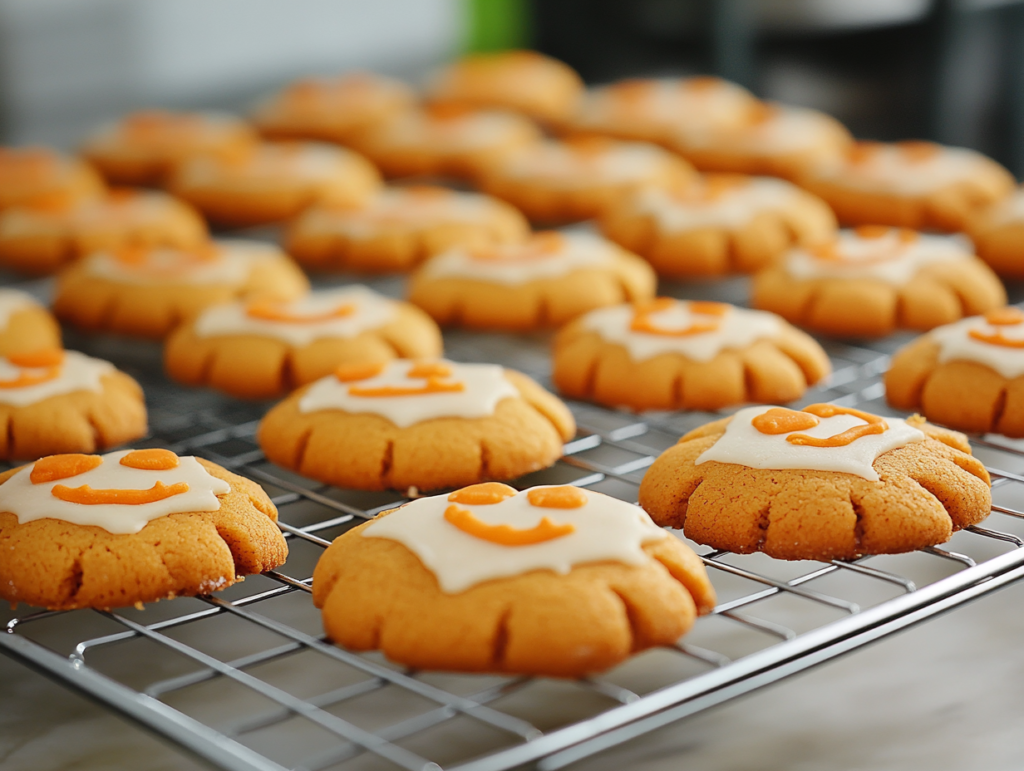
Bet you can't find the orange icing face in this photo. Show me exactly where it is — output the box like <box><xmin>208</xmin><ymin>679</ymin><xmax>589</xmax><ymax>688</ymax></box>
<box><xmin>752</xmin><ymin>404</ymin><xmax>889</xmax><ymax>447</ymax></box>
<box><xmin>526</xmin><ymin>485</ymin><xmax>588</xmax><ymax>509</ymax></box>
<box><xmin>448</xmin><ymin>482</ymin><xmax>517</xmax><ymax>505</ymax></box>
<box><xmin>0</xmin><ymin>348</ymin><xmax>65</xmax><ymax>389</ymax></box>
<box><xmin>120</xmin><ymin>449</ymin><xmax>180</xmax><ymax>471</ymax></box>
<box><xmin>969</xmin><ymin>307</ymin><xmax>1024</xmax><ymax>348</ymax></box>
<box><xmin>245</xmin><ymin>299</ymin><xmax>355</xmax><ymax>324</ymax></box>
<box><xmin>51</xmin><ymin>480</ymin><xmax>190</xmax><ymax>505</ymax></box>
<box><xmin>470</xmin><ymin>232</ymin><xmax>565</xmax><ymax>263</ymax></box>
<box><xmin>629</xmin><ymin>298</ymin><xmax>729</xmax><ymax>337</ymax></box>
<box><xmin>334</xmin><ymin>361</ymin><xmax>387</xmax><ymax>382</ymax></box>
<box><xmin>112</xmin><ymin>243</ymin><xmax>220</xmax><ymax>276</ymax></box>
<box><xmin>345</xmin><ymin>359</ymin><xmax>466</xmax><ymax>398</ymax></box>
<box><xmin>811</xmin><ymin>227</ymin><xmax>918</xmax><ymax>265</ymax></box>
<box><xmin>443</xmin><ymin>504</ymin><xmax>576</xmax><ymax>546</ymax></box>
<box><xmin>30</xmin><ymin>454</ymin><xmax>103</xmax><ymax>484</ymax></box>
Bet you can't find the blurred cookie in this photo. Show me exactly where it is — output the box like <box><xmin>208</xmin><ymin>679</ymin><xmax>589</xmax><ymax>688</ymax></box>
<box><xmin>0</xmin><ymin>289</ymin><xmax>62</xmax><ymax>356</ymax></box>
<box><xmin>965</xmin><ymin>187</ymin><xmax>1024</xmax><ymax>278</ymax></box>
<box><xmin>0</xmin><ymin>146</ymin><xmax>105</xmax><ymax>211</ymax></box>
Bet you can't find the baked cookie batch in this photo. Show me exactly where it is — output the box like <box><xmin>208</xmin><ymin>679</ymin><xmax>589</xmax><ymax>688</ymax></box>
<box><xmin>0</xmin><ymin>49</ymin><xmax>1015</xmax><ymax>679</ymax></box>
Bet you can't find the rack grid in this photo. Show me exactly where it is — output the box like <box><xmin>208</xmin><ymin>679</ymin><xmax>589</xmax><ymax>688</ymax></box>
<box><xmin>3</xmin><ymin>275</ymin><xmax>1024</xmax><ymax>771</ymax></box>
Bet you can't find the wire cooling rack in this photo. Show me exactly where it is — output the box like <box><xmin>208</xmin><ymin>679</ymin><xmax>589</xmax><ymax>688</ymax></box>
<box><xmin>3</xmin><ymin>271</ymin><xmax>1024</xmax><ymax>771</ymax></box>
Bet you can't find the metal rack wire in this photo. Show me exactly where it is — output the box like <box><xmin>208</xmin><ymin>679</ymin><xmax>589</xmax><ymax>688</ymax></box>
<box><xmin>3</xmin><ymin>275</ymin><xmax>1024</xmax><ymax>771</ymax></box>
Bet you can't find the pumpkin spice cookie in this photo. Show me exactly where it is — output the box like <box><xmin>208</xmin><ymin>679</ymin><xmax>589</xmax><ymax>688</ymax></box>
<box><xmin>885</xmin><ymin>306</ymin><xmax>1024</xmax><ymax>437</ymax></box>
<box><xmin>0</xmin><ymin>146</ymin><xmax>105</xmax><ymax>211</ymax></box>
<box><xmin>0</xmin><ymin>289</ymin><xmax>62</xmax><ymax>356</ymax></box>
<box><xmin>0</xmin><ymin>189</ymin><xmax>207</xmax><ymax>275</ymax></box>
<box><xmin>165</xmin><ymin>286</ymin><xmax>443</xmax><ymax>399</ymax></box>
<box><xmin>312</xmin><ymin>483</ymin><xmax>715</xmax><ymax>677</ymax></box>
<box><xmin>252</xmin><ymin>72</ymin><xmax>416</xmax><ymax>144</ymax></box>
<box><xmin>259</xmin><ymin>359</ymin><xmax>575</xmax><ymax>492</ymax></box>
<box><xmin>53</xmin><ymin>240</ymin><xmax>309</xmax><ymax>339</ymax></box>
<box><xmin>0</xmin><ymin>348</ymin><xmax>146</xmax><ymax>460</ymax></box>
<box><xmin>0</xmin><ymin>449</ymin><xmax>287</xmax><ymax>610</ymax></box>
<box><xmin>798</xmin><ymin>140</ymin><xmax>1015</xmax><ymax>232</ymax></box>
<box><xmin>408</xmin><ymin>231</ymin><xmax>656</xmax><ymax>331</ymax></box>
<box><xmin>81</xmin><ymin>110</ymin><xmax>258</xmax><ymax>186</ymax></box>
<box><xmin>476</xmin><ymin>136</ymin><xmax>697</xmax><ymax>224</ymax></box>
<box><xmin>639</xmin><ymin>404</ymin><xmax>992</xmax><ymax>561</ymax></box>
<box><xmin>601</xmin><ymin>174</ymin><xmax>836</xmax><ymax>277</ymax></box>
<box><xmin>752</xmin><ymin>226</ymin><xmax>1006</xmax><ymax>338</ymax></box>
<box><xmin>285</xmin><ymin>185</ymin><xmax>529</xmax><ymax>273</ymax></box>
<box><xmin>554</xmin><ymin>298</ymin><xmax>830</xmax><ymax>412</ymax></box>
<box><xmin>965</xmin><ymin>188</ymin><xmax>1024</xmax><ymax>278</ymax></box>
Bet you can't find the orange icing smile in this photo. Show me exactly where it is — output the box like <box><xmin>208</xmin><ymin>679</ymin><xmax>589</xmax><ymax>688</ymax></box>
<box><xmin>51</xmin><ymin>480</ymin><xmax>190</xmax><ymax>505</ymax></box>
<box><xmin>629</xmin><ymin>298</ymin><xmax>729</xmax><ymax>337</ymax></box>
<box><xmin>969</xmin><ymin>307</ymin><xmax>1024</xmax><ymax>348</ymax></box>
<box><xmin>31</xmin><ymin>454</ymin><xmax>103</xmax><ymax>484</ymax></box>
<box><xmin>245</xmin><ymin>300</ymin><xmax>355</xmax><ymax>324</ymax></box>
<box><xmin>443</xmin><ymin>504</ymin><xmax>575</xmax><ymax>546</ymax></box>
<box><xmin>754</xmin><ymin>403</ymin><xmax>889</xmax><ymax>447</ymax></box>
<box><xmin>120</xmin><ymin>449</ymin><xmax>180</xmax><ymax>470</ymax></box>
<box><xmin>448</xmin><ymin>482</ymin><xmax>517</xmax><ymax>505</ymax></box>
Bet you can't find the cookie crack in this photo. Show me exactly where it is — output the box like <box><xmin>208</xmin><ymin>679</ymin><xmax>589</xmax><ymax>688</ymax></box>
<box><xmin>380</xmin><ymin>440</ymin><xmax>394</xmax><ymax>488</ymax></box>
<box><xmin>492</xmin><ymin>609</ymin><xmax>511</xmax><ymax>668</ymax></box>
<box><xmin>86</xmin><ymin>412</ymin><xmax>106</xmax><ymax>451</ymax></box>
<box><xmin>62</xmin><ymin>559</ymin><xmax>84</xmax><ymax>604</ymax></box>
<box><xmin>609</xmin><ymin>587</ymin><xmax>639</xmax><ymax>652</ymax></box>
<box><xmin>292</xmin><ymin>426</ymin><xmax>314</xmax><ymax>472</ymax></box>
<box><xmin>992</xmin><ymin>387</ymin><xmax>1008</xmax><ymax>432</ymax></box>
<box><xmin>851</xmin><ymin>496</ymin><xmax>866</xmax><ymax>554</ymax></box>
<box><xmin>479</xmin><ymin>441</ymin><xmax>491</xmax><ymax>480</ymax></box>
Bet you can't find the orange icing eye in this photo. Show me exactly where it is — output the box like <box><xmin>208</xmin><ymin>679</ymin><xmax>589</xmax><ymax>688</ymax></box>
<box><xmin>630</xmin><ymin>298</ymin><xmax>728</xmax><ymax>337</ymax></box>
<box><xmin>7</xmin><ymin>349</ymin><xmax>65</xmax><ymax>368</ymax></box>
<box><xmin>448</xmin><ymin>482</ymin><xmax>517</xmax><ymax>505</ymax></box>
<box><xmin>31</xmin><ymin>454</ymin><xmax>103</xmax><ymax>484</ymax></box>
<box><xmin>334</xmin><ymin>361</ymin><xmax>387</xmax><ymax>382</ymax></box>
<box><xmin>245</xmin><ymin>300</ymin><xmax>355</xmax><ymax>324</ymax></box>
<box><xmin>407</xmin><ymin>361</ymin><xmax>452</xmax><ymax>378</ymax></box>
<box><xmin>786</xmin><ymin>404</ymin><xmax>888</xmax><ymax>447</ymax></box>
<box><xmin>983</xmin><ymin>307</ymin><xmax>1024</xmax><ymax>326</ymax></box>
<box><xmin>120</xmin><ymin>449</ymin><xmax>180</xmax><ymax>470</ymax></box>
<box><xmin>527</xmin><ymin>486</ymin><xmax>588</xmax><ymax>509</ymax></box>
<box><xmin>752</xmin><ymin>408</ymin><xmax>820</xmax><ymax>435</ymax></box>
<box><xmin>443</xmin><ymin>504</ymin><xmax>575</xmax><ymax>546</ymax></box>
<box><xmin>51</xmin><ymin>481</ymin><xmax>190</xmax><ymax>505</ymax></box>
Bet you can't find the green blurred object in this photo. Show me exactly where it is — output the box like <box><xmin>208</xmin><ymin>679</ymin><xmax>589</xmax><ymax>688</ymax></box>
<box><xmin>464</xmin><ymin>0</ymin><xmax>531</xmax><ymax>52</ymax></box>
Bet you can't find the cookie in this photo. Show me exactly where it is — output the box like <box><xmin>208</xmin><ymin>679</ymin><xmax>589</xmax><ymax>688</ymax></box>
<box><xmin>252</xmin><ymin>72</ymin><xmax>415</xmax><ymax>144</ymax></box>
<box><xmin>554</xmin><ymin>298</ymin><xmax>830</xmax><ymax>412</ymax></box>
<box><xmin>600</xmin><ymin>174</ymin><xmax>837</xmax><ymax>277</ymax></box>
<box><xmin>53</xmin><ymin>239</ymin><xmax>309</xmax><ymax>339</ymax></box>
<box><xmin>285</xmin><ymin>185</ymin><xmax>529</xmax><ymax>273</ymax></box>
<box><xmin>258</xmin><ymin>359</ymin><xmax>576</xmax><ymax>492</ymax></box>
<box><xmin>427</xmin><ymin>50</ymin><xmax>584</xmax><ymax>125</ymax></box>
<box><xmin>965</xmin><ymin>188</ymin><xmax>1024</xmax><ymax>278</ymax></box>
<box><xmin>798</xmin><ymin>140</ymin><xmax>1015</xmax><ymax>232</ymax></box>
<box><xmin>638</xmin><ymin>405</ymin><xmax>992</xmax><ymax>561</ymax></box>
<box><xmin>165</xmin><ymin>286</ymin><xmax>443</xmax><ymax>399</ymax></box>
<box><xmin>0</xmin><ymin>449</ymin><xmax>287</xmax><ymax>609</ymax></box>
<box><xmin>312</xmin><ymin>483</ymin><xmax>715</xmax><ymax>677</ymax></box>
<box><xmin>0</xmin><ymin>189</ymin><xmax>207</xmax><ymax>275</ymax></box>
<box><xmin>347</xmin><ymin>104</ymin><xmax>541</xmax><ymax>181</ymax></box>
<box><xmin>408</xmin><ymin>231</ymin><xmax>657</xmax><ymax>331</ymax></box>
<box><xmin>167</xmin><ymin>141</ymin><xmax>382</xmax><ymax>227</ymax></box>
<box><xmin>0</xmin><ymin>289</ymin><xmax>62</xmax><ymax>357</ymax></box>
<box><xmin>81</xmin><ymin>110</ymin><xmax>258</xmax><ymax>186</ymax></box>
<box><xmin>751</xmin><ymin>226</ymin><xmax>1006</xmax><ymax>338</ymax></box>
<box><xmin>0</xmin><ymin>348</ymin><xmax>146</xmax><ymax>460</ymax></box>
<box><xmin>885</xmin><ymin>306</ymin><xmax>1024</xmax><ymax>437</ymax></box>
<box><xmin>0</xmin><ymin>146</ymin><xmax>105</xmax><ymax>211</ymax></box>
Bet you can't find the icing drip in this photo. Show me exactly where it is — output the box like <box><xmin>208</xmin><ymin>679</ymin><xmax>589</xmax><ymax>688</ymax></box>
<box><xmin>0</xmin><ymin>350</ymin><xmax>113</xmax><ymax>407</ymax></box>
<box><xmin>85</xmin><ymin>239</ymin><xmax>281</xmax><ymax>285</ymax></box>
<box><xmin>932</xmin><ymin>307</ymin><xmax>1024</xmax><ymax>378</ymax></box>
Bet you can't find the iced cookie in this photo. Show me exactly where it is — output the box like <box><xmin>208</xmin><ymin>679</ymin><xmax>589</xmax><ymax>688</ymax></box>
<box><xmin>53</xmin><ymin>240</ymin><xmax>309</xmax><ymax>339</ymax></box>
<box><xmin>798</xmin><ymin>140</ymin><xmax>1015</xmax><ymax>232</ymax></box>
<box><xmin>285</xmin><ymin>185</ymin><xmax>529</xmax><ymax>273</ymax></box>
<box><xmin>252</xmin><ymin>72</ymin><xmax>416</xmax><ymax>144</ymax></box>
<box><xmin>165</xmin><ymin>286</ymin><xmax>443</xmax><ymax>399</ymax></box>
<box><xmin>554</xmin><ymin>299</ymin><xmax>830</xmax><ymax>412</ymax></box>
<box><xmin>408</xmin><ymin>231</ymin><xmax>657</xmax><ymax>331</ymax></box>
<box><xmin>312</xmin><ymin>483</ymin><xmax>716</xmax><ymax>677</ymax></box>
<box><xmin>0</xmin><ymin>348</ymin><xmax>146</xmax><ymax>460</ymax></box>
<box><xmin>0</xmin><ymin>289</ymin><xmax>62</xmax><ymax>356</ymax></box>
<box><xmin>0</xmin><ymin>189</ymin><xmax>207</xmax><ymax>274</ymax></box>
<box><xmin>601</xmin><ymin>174</ymin><xmax>836</xmax><ymax>277</ymax></box>
<box><xmin>639</xmin><ymin>405</ymin><xmax>991</xmax><ymax>561</ymax></box>
<box><xmin>752</xmin><ymin>226</ymin><xmax>1006</xmax><ymax>338</ymax></box>
<box><xmin>885</xmin><ymin>306</ymin><xmax>1024</xmax><ymax>437</ymax></box>
<box><xmin>347</xmin><ymin>104</ymin><xmax>541</xmax><ymax>180</ymax></box>
<box><xmin>965</xmin><ymin>188</ymin><xmax>1024</xmax><ymax>278</ymax></box>
<box><xmin>0</xmin><ymin>146</ymin><xmax>105</xmax><ymax>211</ymax></box>
<box><xmin>258</xmin><ymin>359</ymin><xmax>576</xmax><ymax>492</ymax></box>
<box><xmin>81</xmin><ymin>110</ymin><xmax>258</xmax><ymax>186</ymax></box>
<box><xmin>0</xmin><ymin>449</ymin><xmax>287</xmax><ymax>610</ymax></box>
<box><xmin>427</xmin><ymin>50</ymin><xmax>584</xmax><ymax>125</ymax></box>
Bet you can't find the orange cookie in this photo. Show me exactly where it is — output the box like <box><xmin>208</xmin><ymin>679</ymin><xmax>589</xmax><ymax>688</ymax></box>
<box><xmin>0</xmin><ymin>289</ymin><xmax>62</xmax><ymax>356</ymax></box>
<box><xmin>408</xmin><ymin>231</ymin><xmax>656</xmax><ymax>331</ymax></box>
<box><xmin>0</xmin><ymin>189</ymin><xmax>207</xmax><ymax>275</ymax></box>
<box><xmin>476</xmin><ymin>136</ymin><xmax>697</xmax><ymax>223</ymax></box>
<box><xmin>601</xmin><ymin>173</ymin><xmax>836</xmax><ymax>277</ymax></box>
<box><xmin>752</xmin><ymin>226</ymin><xmax>1006</xmax><ymax>338</ymax></box>
<box><xmin>252</xmin><ymin>72</ymin><xmax>415</xmax><ymax>144</ymax></box>
<box><xmin>0</xmin><ymin>449</ymin><xmax>286</xmax><ymax>610</ymax></box>
<box><xmin>53</xmin><ymin>240</ymin><xmax>309</xmax><ymax>339</ymax></box>
<box><xmin>81</xmin><ymin>110</ymin><xmax>258</xmax><ymax>186</ymax></box>
<box><xmin>798</xmin><ymin>140</ymin><xmax>1015</xmax><ymax>232</ymax></box>
<box><xmin>427</xmin><ymin>50</ymin><xmax>584</xmax><ymax>125</ymax></box>
<box><xmin>554</xmin><ymin>298</ymin><xmax>830</xmax><ymax>412</ymax></box>
<box><xmin>165</xmin><ymin>286</ymin><xmax>443</xmax><ymax>399</ymax></box>
<box><xmin>639</xmin><ymin>405</ymin><xmax>992</xmax><ymax>561</ymax></box>
<box><xmin>259</xmin><ymin>360</ymin><xmax>576</xmax><ymax>492</ymax></box>
<box><xmin>285</xmin><ymin>185</ymin><xmax>529</xmax><ymax>273</ymax></box>
<box><xmin>0</xmin><ymin>146</ymin><xmax>105</xmax><ymax>211</ymax></box>
<box><xmin>312</xmin><ymin>484</ymin><xmax>715</xmax><ymax>677</ymax></box>
<box><xmin>885</xmin><ymin>306</ymin><xmax>1024</xmax><ymax>437</ymax></box>
<box><xmin>965</xmin><ymin>187</ymin><xmax>1024</xmax><ymax>278</ymax></box>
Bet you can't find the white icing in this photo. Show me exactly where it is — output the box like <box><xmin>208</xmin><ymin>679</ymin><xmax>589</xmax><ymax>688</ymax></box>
<box><xmin>931</xmin><ymin>312</ymin><xmax>1024</xmax><ymax>378</ymax></box>
<box><xmin>784</xmin><ymin>229</ymin><xmax>971</xmax><ymax>286</ymax></box>
<box><xmin>0</xmin><ymin>450</ymin><xmax>231</xmax><ymax>535</ymax></box>
<box><xmin>0</xmin><ymin>350</ymin><xmax>113</xmax><ymax>407</ymax></box>
<box><xmin>84</xmin><ymin>239</ymin><xmax>281</xmax><ymax>286</ymax></box>
<box><xmin>177</xmin><ymin>142</ymin><xmax>357</xmax><ymax>186</ymax></box>
<box><xmin>420</xmin><ymin>231</ymin><xmax>617</xmax><ymax>285</ymax></box>
<box><xmin>298</xmin><ymin>359</ymin><xmax>519</xmax><ymax>427</ymax></box>
<box><xmin>499</xmin><ymin>140</ymin><xmax>669</xmax><ymax>186</ymax></box>
<box><xmin>818</xmin><ymin>144</ymin><xmax>990</xmax><ymax>195</ymax></box>
<box><xmin>362</xmin><ymin>486</ymin><xmax>668</xmax><ymax>593</ymax></box>
<box><xmin>193</xmin><ymin>286</ymin><xmax>396</xmax><ymax>346</ymax></box>
<box><xmin>0</xmin><ymin>288</ymin><xmax>38</xmax><ymax>330</ymax></box>
<box><xmin>377</xmin><ymin>110</ymin><xmax>528</xmax><ymax>151</ymax></box>
<box><xmin>635</xmin><ymin>177</ymin><xmax>800</xmax><ymax>231</ymax></box>
<box><xmin>695</xmin><ymin>405</ymin><xmax>926</xmax><ymax>482</ymax></box>
<box><xmin>581</xmin><ymin>301</ymin><xmax>782</xmax><ymax>362</ymax></box>
<box><xmin>0</xmin><ymin>192</ymin><xmax>184</xmax><ymax>239</ymax></box>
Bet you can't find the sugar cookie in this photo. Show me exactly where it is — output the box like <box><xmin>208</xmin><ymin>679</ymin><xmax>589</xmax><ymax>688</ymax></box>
<box><xmin>965</xmin><ymin>188</ymin><xmax>1024</xmax><ymax>278</ymax></box>
<box><xmin>0</xmin><ymin>146</ymin><xmax>105</xmax><ymax>211</ymax></box>
<box><xmin>0</xmin><ymin>289</ymin><xmax>62</xmax><ymax>356</ymax></box>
